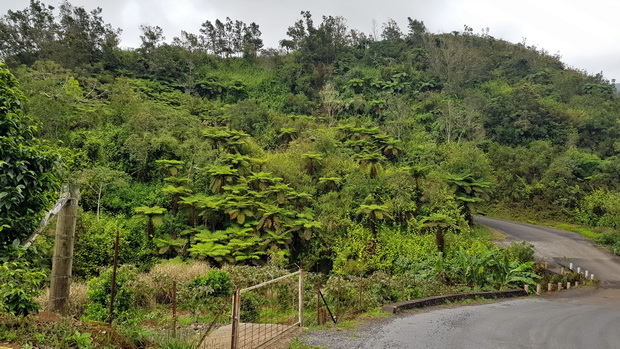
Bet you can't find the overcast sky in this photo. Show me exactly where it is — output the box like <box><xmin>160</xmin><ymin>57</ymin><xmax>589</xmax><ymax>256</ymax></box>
<box><xmin>2</xmin><ymin>0</ymin><xmax>619</xmax><ymax>80</ymax></box>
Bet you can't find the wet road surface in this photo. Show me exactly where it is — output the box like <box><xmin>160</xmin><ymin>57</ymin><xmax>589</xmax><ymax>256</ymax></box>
<box><xmin>475</xmin><ymin>216</ymin><xmax>620</xmax><ymax>288</ymax></box>
<box><xmin>301</xmin><ymin>218</ymin><xmax>620</xmax><ymax>348</ymax></box>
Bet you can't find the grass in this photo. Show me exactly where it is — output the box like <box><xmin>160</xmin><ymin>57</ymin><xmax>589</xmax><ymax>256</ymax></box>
<box><xmin>288</xmin><ymin>338</ymin><xmax>324</xmax><ymax>349</ymax></box>
<box><xmin>472</xmin><ymin>223</ymin><xmax>506</xmax><ymax>240</ymax></box>
<box><xmin>148</xmin><ymin>259</ymin><xmax>212</xmax><ymax>284</ymax></box>
<box><xmin>554</xmin><ymin>224</ymin><xmax>599</xmax><ymax>240</ymax></box>
<box><xmin>443</xmin><ymin>296</ymin><xmax>494</xmax><ymax>306</ymax></box>
<box><xmin>335</xmin><ymin>319</ymin><xmax>362</xmax><ymax>330</ymax></box>
<box><xmin>357</xmin><ymin>307</ymin><xmax>391</xmax><ymax>319</ymax></box>
<box><xmin>37</xmin><ymin>282</ymin><xmax>89</xmax><ymax>319</ymax></box>
<box><xmin>485</xmin><ymin>206</ymin><xmax>619</xmax><ymax>253</ymax></box>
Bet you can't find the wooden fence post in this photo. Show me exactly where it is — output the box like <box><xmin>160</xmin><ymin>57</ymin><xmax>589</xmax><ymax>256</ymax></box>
<box><xmin>298</xmin><ymin>269</ymin><xmax>304</xmax><ymax>327</ymax></box>
<box><xmin>317</xmin><ymin>288</ymin><xmax>321</xmax><ymax>325</ymax></box>
<box><xmin>231</xmin><ymin>289</ymin><xmax>241</xmax><ymax>349</ymax></box>
<box><xmin>49</xmin><ymin>183</ymin><xmax>80</xmax><ymax>315</ymax></box>
<box><xmin>172</xmin><ymin>281</ymin><xmax>177</xmax><ymax>337</ymax></box>
<box><xmin>108</xmin><ymin>230</ymin><xmax>120</xmax><ymax>324</ymax></box>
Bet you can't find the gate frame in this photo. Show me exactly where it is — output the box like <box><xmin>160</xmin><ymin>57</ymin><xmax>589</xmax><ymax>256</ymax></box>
<box><xmin>230</xmin><ymin>269</ymin><xmax>304</xmax><ymax>349</ymax></box>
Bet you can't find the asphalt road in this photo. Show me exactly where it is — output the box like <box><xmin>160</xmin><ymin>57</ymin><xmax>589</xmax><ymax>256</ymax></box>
<box><xmin>475</xmin><ymin>216</ymin><xmax>620</xmax><ymax>288</ymax></box>
<box><xmin>301</xmin><ymin>217</ymin><xmax>620</xmax><ymax>349</ymax></box>
<box><xmin>320</xmin><ymin>292</ymin><xmax>620</xmax><ymax>349</ymax></box>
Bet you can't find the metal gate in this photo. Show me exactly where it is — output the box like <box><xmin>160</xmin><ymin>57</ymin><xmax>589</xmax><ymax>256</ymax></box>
<box><xmin>230</xmin><ymin>269</ymin><xmax>303</xmax><ymax>349</ymax></box>
<box><xmin>200</xmin><ymin>269</ymin><xmax>304</xmax><ymax>348</ymax></box>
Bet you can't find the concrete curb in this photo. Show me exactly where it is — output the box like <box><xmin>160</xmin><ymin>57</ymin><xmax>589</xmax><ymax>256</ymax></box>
<box><xmin>381</xmin><ymin>289</ymin><xmax>528</xmax><ymax>314</ymax></box>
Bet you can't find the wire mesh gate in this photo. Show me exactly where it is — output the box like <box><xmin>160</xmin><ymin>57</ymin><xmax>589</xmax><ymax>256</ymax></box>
<box><xmin>200</xmin><ymin>270</ymin><xmax>304</xmax><ymax>349</ymax></box>
<box><xmin>231</xmin><ymin>269</ymin><xmax>303</xmax><ymax>349</ymax></box>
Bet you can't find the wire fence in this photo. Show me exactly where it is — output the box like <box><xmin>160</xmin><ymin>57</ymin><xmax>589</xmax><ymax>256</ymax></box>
<box><xmin>231</xmin><ymin>270</ymin><xmax>302</xmax><ymax>349</ymax></box>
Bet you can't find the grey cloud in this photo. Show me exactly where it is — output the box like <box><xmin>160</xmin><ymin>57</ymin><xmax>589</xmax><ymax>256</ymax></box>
<box><xmin>1</xmin><ymin>0</ymin><xmax>618</xmax><ymax>79</ymax></box>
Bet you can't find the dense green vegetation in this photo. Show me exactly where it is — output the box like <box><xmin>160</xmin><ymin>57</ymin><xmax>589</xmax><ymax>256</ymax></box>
<box><xmin>1</xmin><ymin>1</ymin><xmax>619</xmax><ymax>347</ymax></box>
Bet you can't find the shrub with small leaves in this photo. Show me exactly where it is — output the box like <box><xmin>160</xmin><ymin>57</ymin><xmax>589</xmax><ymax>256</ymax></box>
<box><xmin>240</xmin><ymin>291</ymin><xmax>263</xmax><ymax>322</ymax></box>
<box><xmin>182</xmin><ymin>270</ymin><xmax>232</xmax><ymax>312</ymax></box>
<box><xmin>190</xmin><ymin>270</ymin><xmax>231</xmax><ymax>297</ymax></box>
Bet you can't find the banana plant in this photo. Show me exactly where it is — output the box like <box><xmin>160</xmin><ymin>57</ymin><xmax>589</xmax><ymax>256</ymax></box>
<box><xmin>489</xmin><ymin>254</ymin><xmax>539</xmax><ymax>290</ymax></box>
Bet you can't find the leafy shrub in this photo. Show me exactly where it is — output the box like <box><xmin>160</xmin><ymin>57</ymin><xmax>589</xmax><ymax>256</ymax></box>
<box><xmin>577</xmin><ymin>190</ymin><xmax>620</xmax><ymax>229</ymax></box>
<box><xmin>73</xmin><ymin>213</ymin><xmax>156</xmax><ymax>279</ymax></box>
<box><xmin>332</xmin><ymin>224</ymin><xmax>437</xmax><ymax>275</ymax></box>
<box><xmin>596</xmin><ymin>232</ymin><xmax>620</xmax><ymax>254</ymax></box>
<box><xmin>181</xmin><ymin>270</ymin><xmax>232</xmax><ymax>312</ymax></box>
<box><xmin>0</xmin><ymin>64</ymin><xmax>60</xmax><ymax>247</ymax></box>
<box><xmin>240</xmin><ymin>291</ymin><xmax>263</xmax><ymax>322</ymax></box>
<box><xmin>0</xmin><ymin>249</ymin><xmax>47</xmax><ymax>316</ymax></box>
<box><xmin>502</xmin><ymin>241</ymin><xmax>535</xmax><ymax>264</ymax></box>
<box><xmin>84</xmin><ymin>265</ymin><xmax>140</xmax><ymax>322</ymax></box>
<box><xmin>191</xmin><ymin>270</ymin><xmax>231</xmax><ymax>297</ymax></box>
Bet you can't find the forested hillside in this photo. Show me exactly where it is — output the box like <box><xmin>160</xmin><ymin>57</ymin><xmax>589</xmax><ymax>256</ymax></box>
<box><xmin>2</xmin><ymin>1</ymin><xmax>620</xmax><ymax>273</ymax></box>
<box><xmin>1</xmin><ymin>0</ymin><xmax>619</xmax><ymax>314</ymax></box>
<box><xmin>3</xmin><ymin>2</ymin><xmax>620</xmax><ymax>346</ymax></box>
